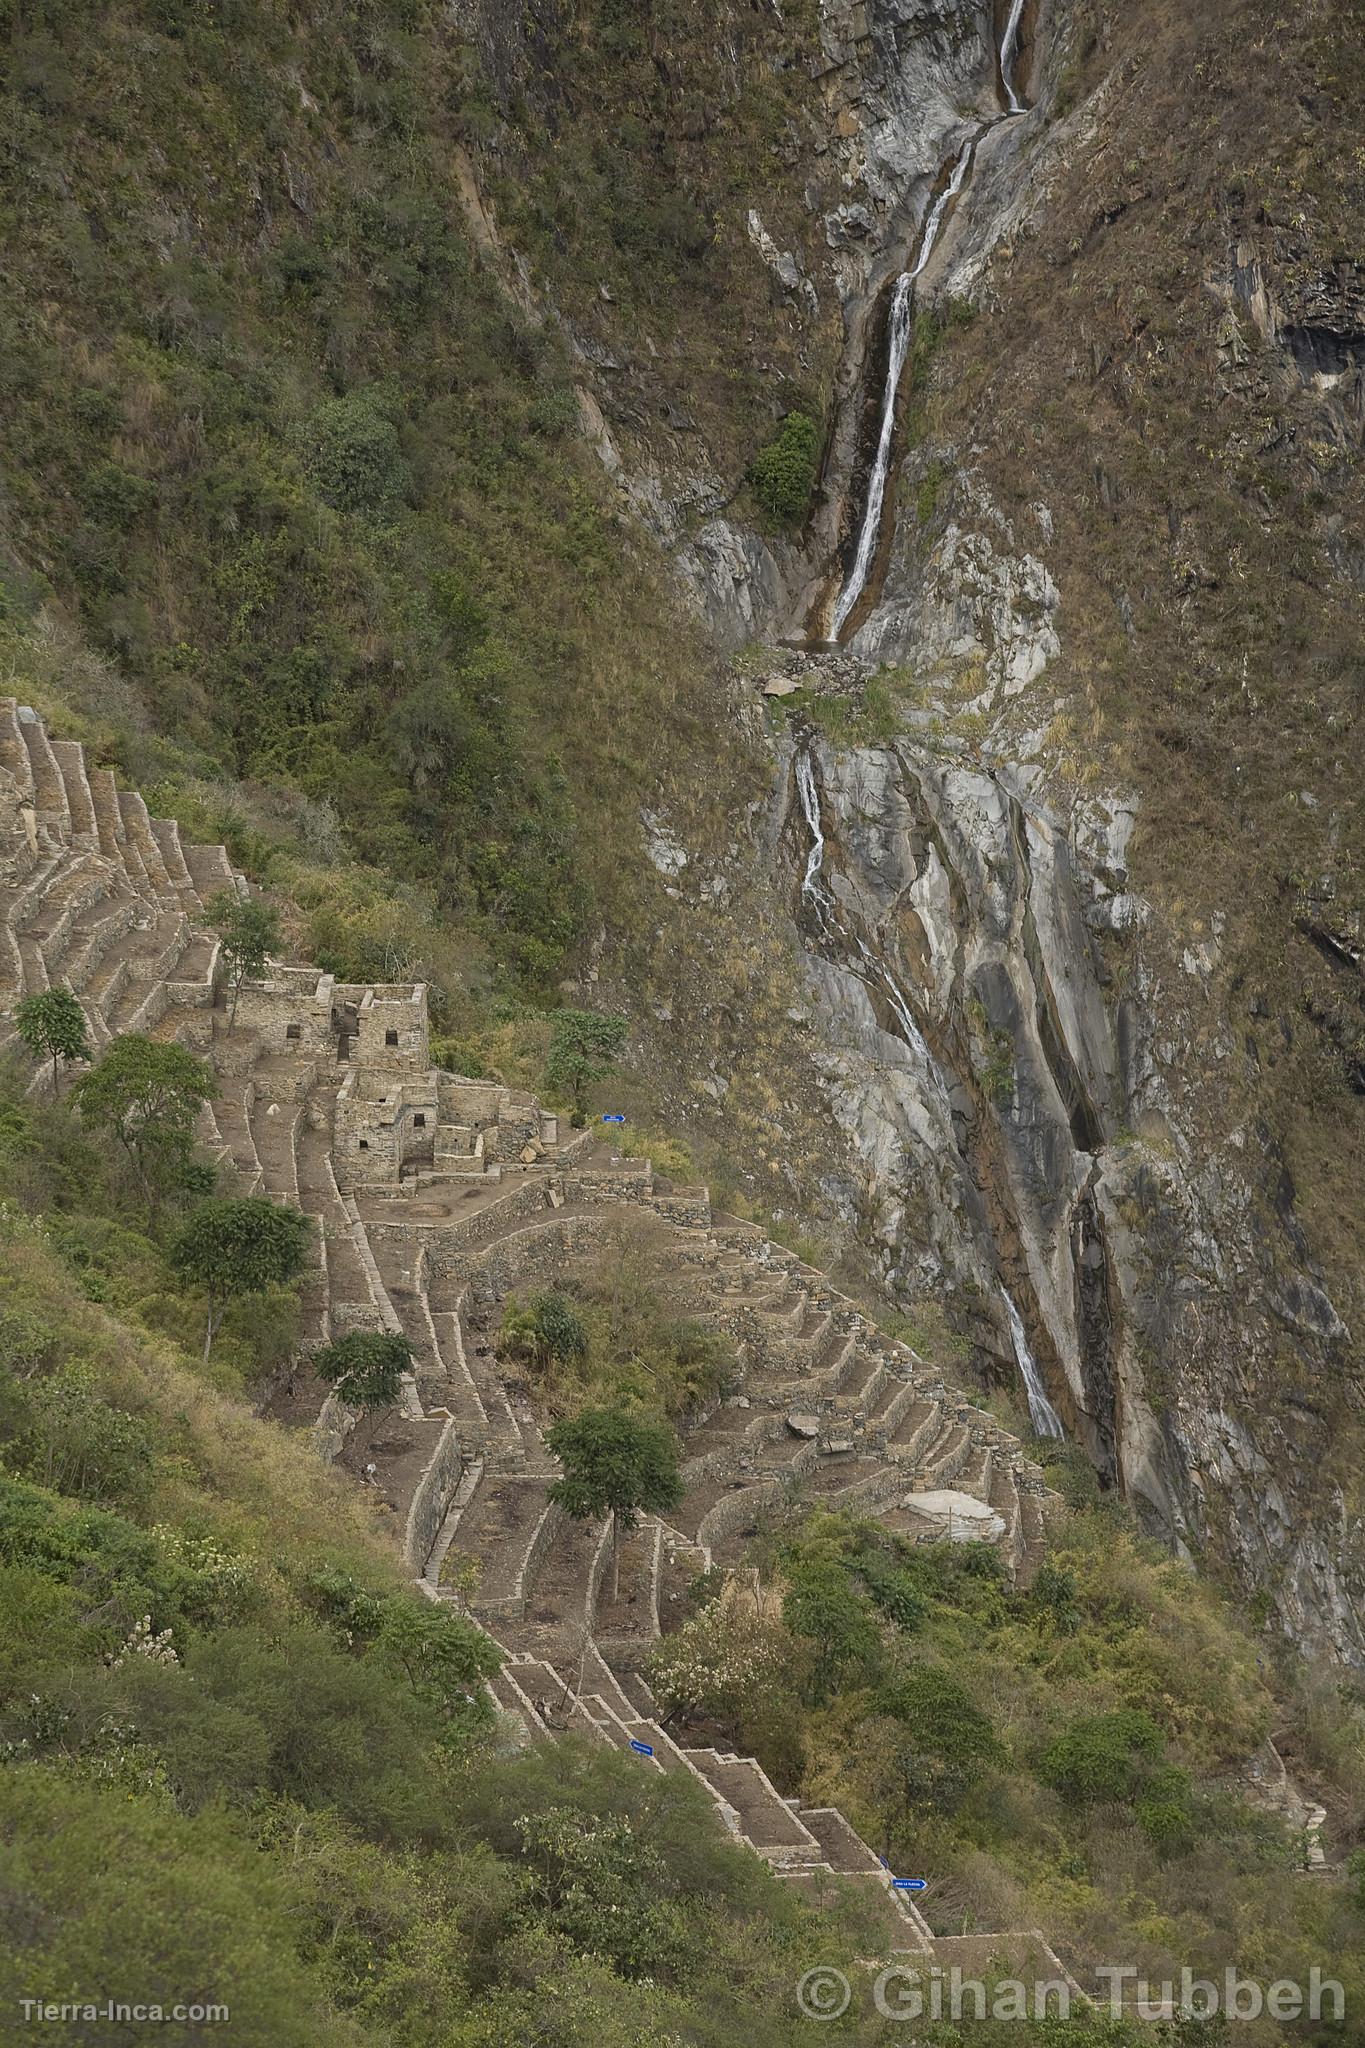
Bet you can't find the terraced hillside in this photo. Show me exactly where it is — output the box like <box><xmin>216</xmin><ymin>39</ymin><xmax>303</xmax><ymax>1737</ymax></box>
<box><xmin>0</xmin><ymin>698</ymin><xmax>1075</xmax><ymax>1984</ymax></box>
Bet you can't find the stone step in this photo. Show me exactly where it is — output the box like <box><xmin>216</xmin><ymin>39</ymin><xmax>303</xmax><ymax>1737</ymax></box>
<box><xmin>988</xmin><ymin>1455</ymin><xmax>1025</xmax><ymax>1573</ymax></box>
<box><xmin>799</xmin><ymin>1806</ymin><xmax>883</xmax><ymax>1875</ymax></box>
<box><xmin>118</xmin><ymin>790</ymin><xmax>173</xmax><ymax>894</ymax></box>
<box><xmin>85</xmin><ymin>767</ymin><xmax>127</xmax><ymax>867</ymax></box>
<box><xmin>103</xmin><ymin>911</ymin><xmax>190</xmax><ymax>1034</ymax></box>
<box><xmin>183</xmin><ymin>841</ymin><xmax>239</xmax><ymax>901</ymax></box>
<box><xmin>681</xmin><ymin>1750</ymin><xmax>823</xmax><ymax>1860</ymax></box>
<box><xmin>917</xmin><ymin>1417</ymin><xmax>971</xmax><ymax>1489</ymax></box>
<box><xmin>50</xmin><ymin>741</ymin><xmax>99</xmax><ymax>850</ymax></box>
<box><xmin>954</xmin><ymin>1441</ymin><xmax>994</xmax><ymax>1504</ymax></box>
<box><xmin>463</xmin><ymin>1475</ymin><xmax>561</xmax><ymax>1618</ymax></box>
<box><xmin>0</xmin><ymin>697</ymin><xmax>36</xmax><ymax>803</ymax></box>
<box><xmin>150</xmin><ymin>816</ymin><xmax>196</xmax><ymax>894</ymax></box>
<box><xmin>213</xmin><ymin>1078</ymin><xmax>265</xmax><ymax>1193</ymax></box>
<box><xmin>18</xmin><ymin>710</ymin><xmax>70</xmax><ymax>832</ymax></box>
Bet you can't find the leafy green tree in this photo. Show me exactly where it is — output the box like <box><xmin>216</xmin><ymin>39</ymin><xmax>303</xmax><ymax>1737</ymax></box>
<box><xmin>546</xmin><ymin>1405</ymin><xmax>682</xmax><ymax>1600</ymax></box>
<box><xmin>782</xmin><ymin>1555</ymin><xmax>882</xmax><ymax>1700</ymax></box>
<box><xmin>374</xmin><ymin>1598</ymin><xmax>500</xmax><ymax>1721</ymax></box>
<box><xmin>311</xmin><ymin>1329</ymin><xmax>413</xmax><ymax>1412</ymax></box>
<box><xmin>500</xmin><ymin>1289</ymin><xmax>587</xmax><ymax>1372</ymax></box>
<box><xmin>206</xmin><ymin>890</ymin><xmax>281</xmax><ymax>1028</ymax></box>
<box><xmin>544</xmin><ymin>1009</ymin><xmax>627</xmax><ymax>1126</ymax></box>
<box><xmin>14</xmin><ymin>987</ymin><xmax>90</xmax><ymax>1089</ymax></box>
<box><xmin>747</xmin><ymin>410</ymin><xmax>820</xmax><ymax>526</ymax></box>
<box><xmin>1040</xmin><ymin>1708</ymin><xmax>1164</xmax><ymax>1804</ymax></box>
<box><xmin>876</xmin><ymin>1664</ymin><xmax>1005</xmax><ymax>1812</ymax></box>
<box><xmin>170</xmin><ymin>1196</ymin><xmax>311</xmax><ymax>1360</ymax></box>
<box><xmin>74</xmin><ymin>1035</ymin><xmax>214</xmax><ymax>1200</ymax></box>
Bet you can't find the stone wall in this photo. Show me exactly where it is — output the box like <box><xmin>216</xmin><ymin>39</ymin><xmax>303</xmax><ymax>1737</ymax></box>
<box><xmin>355</xmin><ymin>984</ymin><xmax>429</xmax><ymax>1074</ymax></box>
<box><xmin>404</xmin><ymin>1418</ymin><xmax>465</xmax><ymax>1576</ymax></box>
<box><xmin>232</xmin><ymin>970</ymin><xmax>334</xmax><ymax>1057</ymax></box>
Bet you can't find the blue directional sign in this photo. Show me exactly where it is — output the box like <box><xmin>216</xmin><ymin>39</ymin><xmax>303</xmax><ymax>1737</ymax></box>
<box><xmin>602</xmin><ymin>1113</ymin><xmax>627</xmax><ymax>1124</ymax></box>
<box><xmin>891</xmin><ymin>1878</ymin><xmax>927</xmax><ymax>1893</ymax></box>
<box><xmin>629</xmin><ymin>1738</ymin><xmax>655</xmax><ymax>1757</ymax></box>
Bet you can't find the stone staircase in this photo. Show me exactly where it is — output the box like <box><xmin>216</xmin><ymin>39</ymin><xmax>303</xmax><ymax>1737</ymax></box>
<box><xmin>0</xmin><ymin>701</ymin><xmax>1072</xmax><ymax>1985</ymax></box>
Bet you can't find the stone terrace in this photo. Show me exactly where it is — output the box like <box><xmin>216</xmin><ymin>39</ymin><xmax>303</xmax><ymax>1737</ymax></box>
<box><xmin>0</xmin><ymin>701</ymin><xmax>1074</xmax><ymax>1988</ymax></box>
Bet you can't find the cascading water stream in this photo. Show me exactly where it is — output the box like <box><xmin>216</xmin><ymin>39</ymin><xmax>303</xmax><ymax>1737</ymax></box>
<box><xmin>1000</xmin><ymin>0</ymin><xmax>1028</xmax><ymax>115</ymax></box>
<box><xmin>797</xmin><ymin>746</ymin><xmax>1069</xmax><ymax>1425</ymax></box>
<box><xmin>794</xmin><ymin>746</ymin><xmax>943</xmax><ymax>1081</ymax></box>
<box><xmin>827</xmin><ymin>14</ymin><xmax>1033</xmax><ymax>643</ymax></box>
<box><xmin>1000</xmin><ymin>1284</ymin><xmax>1065</xmax><ymax>1438</ymax></box>
<box><xmin>830</xmin><ymin>138</ymin><xmax>973</xmax><ymax>640</ymax></box>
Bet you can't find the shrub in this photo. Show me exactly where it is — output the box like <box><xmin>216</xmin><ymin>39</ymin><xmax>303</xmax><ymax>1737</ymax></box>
<box><xmin>301</xmin><ymin>394</ymin><xmax>409</xmax><ymax>515</ymax></box>
<box><xmin>747</xmin><ymin>411</ymin><xmax>820</xmax><ymax>527</ymax></box>
<box><xmin>502</xmin><ymin>1289</ymin><xmax>588</xmax><ymax>1370</ymax></box>
<box><xmin>1040</xmin><ymin>1709</ymin><xmax>1165</xmax><ymax>1804</ymax></box>
<box><xmin>79</xmin><ymin>460</ymin><xmax>158</xmax><ymax>530</ymax></box>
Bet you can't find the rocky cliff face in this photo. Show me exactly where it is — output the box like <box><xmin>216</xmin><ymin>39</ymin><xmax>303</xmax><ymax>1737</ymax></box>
<box><xmin>464</xmin><ymin>0</ymin><xmax>1365</xmax><ymax>1666</ymax></box>
<box><xmin>757</xmin><ymin>1</ymin><xmax>1365</xmax><ymax>1664</ymax></box>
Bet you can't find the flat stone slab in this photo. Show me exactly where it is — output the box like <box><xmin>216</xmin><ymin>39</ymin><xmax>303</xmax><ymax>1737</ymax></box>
<box><xmin>787</xmin><ymin>1412</ymin><xmax>821</xmax><ymax>1438</ymax></box>
<box><xmin>899</xmin><ymin>1489</ymin><xmax>1006</xmax><ymax>1541</ymax></box>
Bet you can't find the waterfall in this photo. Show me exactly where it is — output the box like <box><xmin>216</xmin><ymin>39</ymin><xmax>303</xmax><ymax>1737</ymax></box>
<box><xmin>907</xmin><ymin>136</ymin><xmax>976</xmax><ymax>282</ymax></box>
<box><xmin>794</xmin><ymin>746</ymin><xmax>831</xmax><ymax>915</ymax></box>
<box><xmin>1000</xmin><ymin>1284</ymin><xmax>1065</xmax><ymax>1438</ymax></box>
<box><xmin>1000</xmin><ymin>0</ymin><xmax>1028</xmax><ymax>114</ymax></box>
<box><xmin>831</xmin><ymin>138</ymin><xmax>974</xmax><ymax>641</ymax></box>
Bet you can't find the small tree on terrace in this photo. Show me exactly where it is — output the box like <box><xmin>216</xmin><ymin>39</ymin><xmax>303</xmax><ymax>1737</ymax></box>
<box><xmin>544</xmin><ymin>1008</ymin><xmax>627</xmax><ymax>1127</ymax></box>
<box><xmin>170</xmin><ymin>1195</ymin><xmax>312</xmax><ymax>1360</ymax></box>
<box><xmin>312</xmin><ymin>1329</ymin><xmax>413</xmax><ymax>1413</ymax></box>
<box><xmin>74</xmin><ymin>1034</ymin><xmax>214</xmax><ymax>1201</ymax></box>
<box><xmin>206</xmin><ymin>889</ymin><xmax>280</xmax><ymax>1028</ymax></box>
<box><xmin>546</xmin><ymin>1405</ymin><xmax>682</xmax><ymax>1602</ymax></box>
<box><xmin>15</xmin><ymin>987</ymin><xmax>90</xmax><ymax>1090</ymax></box>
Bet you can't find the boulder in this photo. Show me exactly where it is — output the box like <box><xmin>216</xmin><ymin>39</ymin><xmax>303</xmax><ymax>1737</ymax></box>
<box><xmin>898</xmin><ymin>1489</ymin><xmax>1005</xmax><ymax>1542</ymax></box>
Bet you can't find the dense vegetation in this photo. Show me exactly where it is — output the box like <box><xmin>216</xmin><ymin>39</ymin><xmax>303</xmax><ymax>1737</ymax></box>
<box><xmin>0</xmin><ymin>0</ymin><xmax>769</xmax><ymax>1015</ymax></box>
<box><xmin>650</xmin><ymin>1506</ymin><xmax>1365</xmax><ymax>2032</ymax></box>
<box><xmin>0</xmin><ymin>1064</ymin><xmax>896</xmax><ymax>2045</ymax></box>
<box><xmin>3</xmin><ymin>0</ymin><xmax>1365</xmax><ymax>2038</ymax></box>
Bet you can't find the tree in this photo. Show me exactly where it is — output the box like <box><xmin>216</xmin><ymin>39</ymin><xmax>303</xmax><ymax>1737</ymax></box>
<box><xmin>747</xmin><ymin>410</ymin><xmax>820</xmax><ymax>527</ymax></box>
<box><xmin>170</xmin><ymin>1196</ymin><xmax>312</xmax><ymax>1360</ymax></box>
<box><xmin>74</xmin><ymin>1035</ymin><xmax>214</xmax><ymax>1199</ymax></box>
<box><xmin>311</xmin><ymin>1329</ymin><xmax>413</xmax><ymax>1412</ymax></box>
<box><xmin>206</xmin><ymin>890</ymin><xmax>280</xmax><ymax>1028</ymax></box>
<box><xmin>15</xmin><ymin>987</ymin><xmax>90</xmax><ymax>1090</ymax></box>
<box><xmin>500</xmin><ymin>1290</ymin><xmax>587</xmax><ymax>1373</ymax></box>
<box><xmin>544</xmin><ymin>1009</ymin><xmax>627</xmax><ymax>1127</ymax></box>
<box><xmin>546</xmin><ymin>1405</ymin><xmax>682</xmax><ymax>1601</ymax></box>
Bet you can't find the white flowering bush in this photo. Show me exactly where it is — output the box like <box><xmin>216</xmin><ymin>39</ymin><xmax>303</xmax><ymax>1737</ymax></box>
<box><xmin>152</xmin><ymin>1525</ymin><xmax>257</xmax><ymax>1622</ymax></box>
<box><xmin>107</xmin><ymin>1614</ymin><xmax>178</xmax><ymax>1670</ymax></box>
<box><xmin>646</xmin><ymin>1588</ymin><xmax>793</xmax><ymax>1727</ymax></box>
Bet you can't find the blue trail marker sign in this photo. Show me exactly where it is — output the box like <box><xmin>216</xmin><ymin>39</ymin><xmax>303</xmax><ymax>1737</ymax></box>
<box><xmin>629</xmin><ymin>1738</ymin><xmax>655</xmax><ymax>1757</ymax></box>
<box><xmin>602</xmin><ymin>1113</ymin><xmax>626</xmax><ymax>1124</ymax></box>
<box><xmin>891</xmin><ymin>1878</ymin><xmax>927</xmax><ymax>1893</ymax></box>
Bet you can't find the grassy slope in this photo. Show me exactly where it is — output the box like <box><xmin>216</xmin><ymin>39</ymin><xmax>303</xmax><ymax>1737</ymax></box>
<box><xmin>0</xmin><ymin>1075</ymin><xmax>903</xmax><ymax>2048</ymax></box>
<box><xmin>0</xmin><ymin>0</ymin><xmax>787</xmax><ymax>1016</ymax></box>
